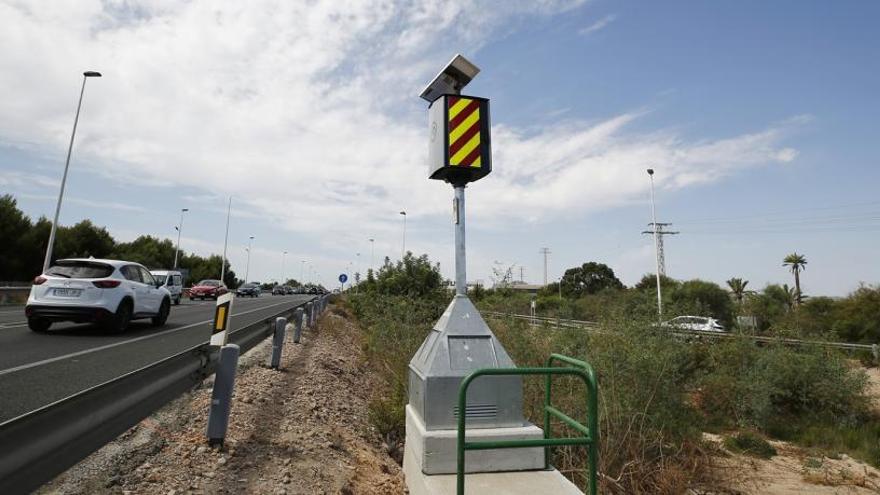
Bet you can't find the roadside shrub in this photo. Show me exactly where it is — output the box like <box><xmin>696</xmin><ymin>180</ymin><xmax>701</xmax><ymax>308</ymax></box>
<box><xmin>492</xmin><ymin>315</ymin><xmax>709</xmax><ymax>493</ymax></box>
<box><xmin>697</xmin><ymin>338</ymin><xmax>870</xmax><ymax>432</ymax></box>
<box><xmin>723</xmin><ymin>431</ymin><xmax>776</xmax><ymax>459</ymax></box>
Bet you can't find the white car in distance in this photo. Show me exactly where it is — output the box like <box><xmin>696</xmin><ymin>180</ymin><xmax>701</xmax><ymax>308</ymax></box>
<box><xmin>662</xmin><ymin>315</ymin><xmax>726</xmax><ymax>333</ymax></box>
<box><xmin>25</xmin><ymin>258</ymin><xmax>172</xmax><ymax>333</ymax></box>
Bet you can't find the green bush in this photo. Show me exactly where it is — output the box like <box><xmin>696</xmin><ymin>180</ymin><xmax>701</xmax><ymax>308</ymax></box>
<box><xmin>723</xmin><ymin>431</ymin><xmax>776</xmax><ymax>459</ymax></box>
<box><xmin>698</xmin><ymin>338</ymin><xmax>869</xmax><ymax>430</ymax></box>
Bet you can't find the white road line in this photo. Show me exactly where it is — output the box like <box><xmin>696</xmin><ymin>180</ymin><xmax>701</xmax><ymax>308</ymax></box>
<box><xmin>0</xmin><ymin>299</ymin><xmax>303</xmax><ymax>377</ymax></box>
<box><xmin>0</xmin><ymin>322</ymin><xmax>27</xmax><ymax>329</ymax></box>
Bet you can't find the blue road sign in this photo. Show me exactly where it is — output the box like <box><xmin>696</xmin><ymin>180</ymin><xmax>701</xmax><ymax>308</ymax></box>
<box><xmin>339</xmin><ymin>274</ymin><xmax>348</xmax><ymax>284</ymax></box>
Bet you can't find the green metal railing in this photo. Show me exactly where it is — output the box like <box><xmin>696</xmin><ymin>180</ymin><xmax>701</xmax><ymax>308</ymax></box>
<box><xmin>456</xmin><ymin>353</ymin><xmax>599</xmax><ymax>495</ymax></box>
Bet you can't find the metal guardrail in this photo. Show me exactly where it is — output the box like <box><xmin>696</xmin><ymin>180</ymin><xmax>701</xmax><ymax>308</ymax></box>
<box><xmin>0</xmin><ymin>297</ymin><xmax>315</xmax><ymax>495</ymax></box>
<box><xmin>0</xmin><ymin>287</ymin><xmax>30</xmax><ymax>305</ymax></box>
<box><xmin>484</xmin><ymin>311</ymin><xmax>879</xmax><ymax>356</ymax></box>
<box><xmin>456</xmin><ymin>353</ymin><xmax>599</xmax><ymax>495</ymax></box>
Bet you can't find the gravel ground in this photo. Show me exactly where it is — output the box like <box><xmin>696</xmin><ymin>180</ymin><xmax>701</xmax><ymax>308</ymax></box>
<box><xmin>39</xmin><ymin>305</ymin><xmax>405</xmax><ymax>494</ymax></box>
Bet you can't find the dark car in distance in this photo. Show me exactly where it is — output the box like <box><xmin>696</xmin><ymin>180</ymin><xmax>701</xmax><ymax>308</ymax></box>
<box><xmin>236</xmin><ymin>282</ymin><xmax>261</xmax><ymax>298</ymax></box>
<box><xmin>189</xmin><ymin>280</ymin><xmax>228</xmax><ymax>300</ymax></box>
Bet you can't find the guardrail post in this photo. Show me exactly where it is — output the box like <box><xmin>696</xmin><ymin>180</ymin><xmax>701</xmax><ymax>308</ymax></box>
<box><xmin>270</xmin><ymin>317</ymin><xmax>286</xmax><ymax>369</ymax></box>
<box><xmin>307</xmin><ymin>301</ymin><xmax>314</xmax><ymax>328</ymax></box>
<box><xmin>207</xmin><ymin>344</ymin><xmax>240</xmax><ymax>447</ymax></box>
<box><xmin>873</xmin><ymin>344</ymin><xmax>879</xmax><ymax>364</ymax></box>
<box><xmin>293</xmin><ymin>307</ymin><xmax>304</xmax><ymax>343</ymax></box>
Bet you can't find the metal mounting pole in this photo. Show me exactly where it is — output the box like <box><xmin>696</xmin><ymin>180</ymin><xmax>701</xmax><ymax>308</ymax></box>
<box><xmin>454</xmin><ymin>186</ymin><xmax>467</xmax><ymax>296</ymax></box>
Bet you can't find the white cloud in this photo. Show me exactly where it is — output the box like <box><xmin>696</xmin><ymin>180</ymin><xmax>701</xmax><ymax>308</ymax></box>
<box><xmin>14</xmin><ymin>193</ymin><xmax>149</xmax><ymax>213</ymax></box>
<box><xmin>578</xmin><ymin>14</ymin><xmax>617</xmax><ymax>36</ymax></box>
<box><xmin>0</xmin><ymin>0</ymin><xmax>800</xmax><ymax>261</ymax></box>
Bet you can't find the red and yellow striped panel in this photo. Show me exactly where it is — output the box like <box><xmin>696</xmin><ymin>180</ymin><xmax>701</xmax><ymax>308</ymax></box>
<box><xmin>447</xmin><ymin>96</ymin><xmax>482</xmax><ymax>167</ymax></box>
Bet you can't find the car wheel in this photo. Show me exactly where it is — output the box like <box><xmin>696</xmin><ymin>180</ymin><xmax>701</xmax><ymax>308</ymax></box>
<box><xmin>173</xmin><ymin>296</ymin><xmax>181</xmax><ymax>306</ymax></box>
<box><xmin>28</xmin><ymin>317</ymin><xmax>51</xmax><ymax>333</ymax></box>
<box><xmin>105</xmin><ymin>300</ymin><xmax>132</xmax><ymax>334</ymax></box>
<box><xmin>152</xmin><ymin>298</ymin><xmax>170</xmax><ymax>326</ymax></box>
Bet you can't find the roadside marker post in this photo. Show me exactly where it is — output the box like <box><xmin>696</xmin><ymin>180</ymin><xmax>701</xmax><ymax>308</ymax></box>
<box><xmin>210</xmin><ymin>293</ymin><xmax>234</xmax><ymax>347</ymax></box>
<box><xmin>306</xmin><ymin>302</ymin><xmax>314</xmax><ymax>328</ymax></box>
<box><xmin>293</xmin><ymin>307</ymin><xmax>304</xmax><ymax>343</ymax></box>
<box><xmin>270</xmin><ymin>317</ymin><xmax>286</xmax><ymax>369</ymax></box>
<box><xmin>207</xmin><ymin>343</ymin><xmax>240</xmax><ymax>447</ymax></box>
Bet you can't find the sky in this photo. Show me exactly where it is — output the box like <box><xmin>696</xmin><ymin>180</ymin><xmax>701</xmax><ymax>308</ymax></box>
<box><xmin>1</xmin><ymin>0</ymin><xmax>878</xmax><ymax>296</ymax></box>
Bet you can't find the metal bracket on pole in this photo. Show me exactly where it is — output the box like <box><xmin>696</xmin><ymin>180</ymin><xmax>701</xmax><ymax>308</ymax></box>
<box><xmin>293</xmin><ymin>307</ymin><xmax>304</xmax><ymax>343</ymax></box>
<box><xmin>270</xmin><ymin>317</ymin><xmax>286</xmax><ymax>369</ymax></box>
<box><xmin>207</xmin><ymin>344</ymin><xmax>240</xmax><ymax>447</ymax></box>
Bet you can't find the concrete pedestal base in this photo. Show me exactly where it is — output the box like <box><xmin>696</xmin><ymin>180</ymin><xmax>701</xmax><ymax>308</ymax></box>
<box><xmin>405</xmin><ymin>404</ymin><xmax>544</xmax><ymax>474</ymax></box>
<box><xmin>403</xmin><ymin>443</ymin><xmax>583</xmax><ymax>495</ymax></box>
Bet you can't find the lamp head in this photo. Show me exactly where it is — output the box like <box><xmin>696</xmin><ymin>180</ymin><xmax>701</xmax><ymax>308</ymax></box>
<box><xmin>647</xmin><ymin>168</ymin><xmax>654</xmax><ymax>176</ymax></box>
<box><xmin>83</xmin><ymin>71</ymin><xmax>102</xmax><ymax>77</ymax></box>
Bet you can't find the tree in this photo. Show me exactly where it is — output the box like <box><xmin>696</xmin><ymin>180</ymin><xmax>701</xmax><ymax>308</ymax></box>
<box><xmin>782</xmin><ymin>252</ymin><xmax>807</xmax><ymax>305</ymax></box>
<box><xmin>765</xmin><ymin>283</ymin><xmax>797</xmax><ymax>312</ymax></box>
<box><xmin>831</xmin><ymin>284</ymin><xmax>880</xmax><ymax>343</ymax></box>
<box><xmin>669</xmin><ymin>279</ymin><xmax>735</xmax><ymax>328</ymax></box>
<box><xmin>634</xmin><ymin>273</ymin><xmax>678</xmax><ymax>292</ymax></box>
<box><xmin>560</xmin><ymin>262</ymin><xmax>624</xmax><ymax>298</ymax></box>
<box><xmin>0</xmin><ymin>194</ymin><xmax>34</xmax><ymax>281</ymax></box>
<box><xmin>54</xmin><ymin>220</ymin><xmax>115</xmax><ymax>261</ymax></box>
<box><xmin>370</xmin><ymin>253</ymin><xmax>443</xmax><ymax>298</ymax></box>
<box><xmin>726</xmin><ymin>278</ymin><xmax>749</xmax><ymax>305</ymax></box>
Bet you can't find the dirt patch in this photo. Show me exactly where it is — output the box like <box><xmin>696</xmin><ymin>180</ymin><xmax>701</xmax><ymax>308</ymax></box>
<box><xmin>40</xmin><ymin>306</ymin><xmax>404</xmax><ymax>494</ymax></box>
<box><xmin>704</xmin><ymin>433</ymin><xmax>880</xmax><ymax>494</ymax></box>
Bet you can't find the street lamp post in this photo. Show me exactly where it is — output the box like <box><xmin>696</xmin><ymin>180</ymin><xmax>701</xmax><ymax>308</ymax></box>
<box><xmin>42</xmin><ymin>71</ymin><xmax>102</xmax><ymax>274</ymax></box>
<box><xmin>244</xmin><ymin>236</ymin><xmax>254</xmax><ymax>284</ymax></box>
<box><xmin>399</xmin><ymin>211</ymin><xmax>407</xmax><ymax>259</ymax></box>
<box><xmin>173</xmin><ymin>208</ymin><xmax>189</xmax><ymax>269</ymax></box>
<box><xmin>300</xmin><ymin>260</ymin><xmax>306</xmax><ymax>284</ymax></box>
<box><xmin>281</xmin><ymin>250</ymin><xmax>288</xmax><ymax>284</ymax></box>
<box><xmin>220</xmin><ymin>197</ymin><xmax>232</xmax><ymax>286</ymax></box>
<box><xmin>648</xmin><ymin>169</ymin><xmax>663</xmax><ymax>317</ymax></box>
<box><xmin>368</xmin><ymin>238</ymin><xmax>375</xmax><ymax>273</ymax></box>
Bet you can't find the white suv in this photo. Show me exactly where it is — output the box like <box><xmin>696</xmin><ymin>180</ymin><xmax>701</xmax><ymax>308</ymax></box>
<box><xmin>25</xmin><ymin>258</ymin><xmax>172</xmax><ymax>333</ymax></box>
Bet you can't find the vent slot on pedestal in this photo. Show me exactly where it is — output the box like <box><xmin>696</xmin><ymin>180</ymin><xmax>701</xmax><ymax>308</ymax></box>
<box><xmin>453</xmin><ymin>403</ymin><xmax>498</xmax><ymax>420</ymax></box>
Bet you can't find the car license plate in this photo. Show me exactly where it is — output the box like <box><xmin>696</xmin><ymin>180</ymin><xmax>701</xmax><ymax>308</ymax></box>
<box><xmin>54</xmin><ymin>288</ymin><xmax>82</xmax><ymax>297</ymax></box>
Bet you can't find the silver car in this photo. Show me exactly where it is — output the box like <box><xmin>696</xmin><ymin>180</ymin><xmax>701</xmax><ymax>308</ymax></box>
<box><xmin>662</xmin><ymin>316</ymin><xmax>725</xmax><ymax>333</ymax></box>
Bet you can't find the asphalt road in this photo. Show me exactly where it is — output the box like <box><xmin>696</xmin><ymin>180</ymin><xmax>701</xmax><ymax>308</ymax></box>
<box><xmin>0</xmin><ymin>294</ymin><xmax>314</xmax><ymax>423</ymax></box>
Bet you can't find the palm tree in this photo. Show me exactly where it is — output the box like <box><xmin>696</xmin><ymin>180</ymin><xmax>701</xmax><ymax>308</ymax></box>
<box><xmin>782</xmin><ymin>253</ymin><xmax>807</xmax><ymax>305</ymax></box>
<box><xmin>726</xmin><ymin>278</ymin><xmax>749</xmax><ymax>305</ymax></box>
<box><xmin>781</xmin><ymin>284</ymin><xmax>798</xmax><ymax>312</ymax></box>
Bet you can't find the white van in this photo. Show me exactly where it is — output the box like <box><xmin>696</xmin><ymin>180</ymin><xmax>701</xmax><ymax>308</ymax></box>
<box><xmin>150</xmin><ymin>270</ymin><xmax>184</xmax><ymax>305</ymax></box>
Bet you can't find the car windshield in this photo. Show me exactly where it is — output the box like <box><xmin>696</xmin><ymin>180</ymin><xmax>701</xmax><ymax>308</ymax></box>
<box><xmin>244</xmin><ymin>283</ymin><xmax>258</xmax><ymax>288</ymax></box>
<box><xmin>198</xmin><ymin>280</ymin><xmax>220</xmax><ymax>287</ymax></box>
<box><xmin>47</xmin><ymin>261</ymin><xmax>114</xmax><ymax>279</ymax></box>
<box><xmin>152</xmin><ymin>274</ymin><xmax>168</xmax><ymax>285</ymax></box>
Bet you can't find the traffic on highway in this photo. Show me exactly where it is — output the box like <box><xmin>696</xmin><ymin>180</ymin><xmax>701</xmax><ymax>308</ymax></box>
<box><xmin>0</xmin><ymin>291</ymin><xmax>316</xmax><ymax>423</ymax></box>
